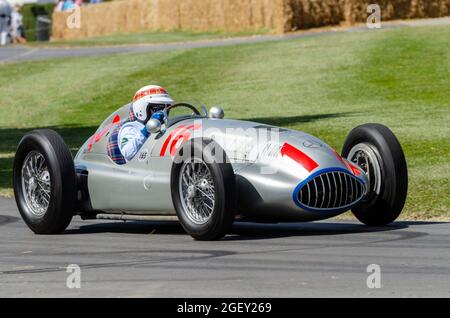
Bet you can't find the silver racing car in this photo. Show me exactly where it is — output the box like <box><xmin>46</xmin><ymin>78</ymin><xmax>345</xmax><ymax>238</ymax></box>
<box><xmin>13</xmin><ymin>103</ymin><xmax>408</xmax><ymax>240</ymax></box>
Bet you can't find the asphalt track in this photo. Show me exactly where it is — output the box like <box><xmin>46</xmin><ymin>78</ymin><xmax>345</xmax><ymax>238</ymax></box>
<box><xmin>0</xmin><ymin>197</ymin><xmax>449</xmax><ymax>297</ymax></box>
<box><xmin>0</xmin><ymin>18</ymin><xmax>449</xmax><ymax>64</ymax></box>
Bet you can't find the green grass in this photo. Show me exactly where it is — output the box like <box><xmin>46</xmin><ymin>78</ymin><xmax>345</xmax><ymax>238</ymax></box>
<box><xmin>27</xmin><ymin>29</ymin><xmax>269</xmax><ymax>47</ymax></box>
<box><xmin>0</xmin><ymin>25</ymin><xmax>449</xmax><ymax>219</ymax></box>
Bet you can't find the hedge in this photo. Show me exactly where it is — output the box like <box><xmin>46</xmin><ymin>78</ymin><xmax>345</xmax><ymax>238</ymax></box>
<box><xmin>21</xmin><ymin>3</ymin><xmax>55</xmax><ymax>42</ymax></box>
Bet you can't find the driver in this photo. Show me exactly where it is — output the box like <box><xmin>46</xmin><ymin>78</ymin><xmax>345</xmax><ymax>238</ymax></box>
<box><xmin>118</xmin><ymin>85</ymin><xmax>174</xmax><ymax>162</ymax></box>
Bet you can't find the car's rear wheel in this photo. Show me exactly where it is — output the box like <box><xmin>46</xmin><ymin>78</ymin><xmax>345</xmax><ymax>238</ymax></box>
<box><xmin>171</xmin><ymin>138</ymin><xmax>236</xmax><ymax>240</ymax></box>
<box><xmin>342</xmin><ymin>123</ymin><xmax>408</xmax><ymax>226</ymax></box>
<box><xmin>13</xmin><ymin>129</ymin><xmax>76</xmax><ymax>234</ymax></box>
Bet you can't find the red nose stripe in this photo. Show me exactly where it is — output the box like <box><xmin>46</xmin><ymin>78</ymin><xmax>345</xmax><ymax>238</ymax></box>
<box><xmin>281</xmin><ymin>143</ymin><xmax>319</xmax><ymax>172</ymax></box>
<box><xmin>348</xmin><ymin>162</ymin><xmax>362</xmax><ymax>176</ymax></box>
<box><xmin>333</xmin><ymin>149</ymin><xmax>353</xmax><ymax>171</ymax></box>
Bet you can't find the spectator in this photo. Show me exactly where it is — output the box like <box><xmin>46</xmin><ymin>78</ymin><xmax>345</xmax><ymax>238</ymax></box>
<box><xmin>62</xmin><ymin>0</ymin><xmax>75</xmax><ymax>11</ymax></box>
<box><xmin>90</xmin><ymin>0</ymin><xmax>102</xmax><ymax>4</ymax></box>
<box><xmin>0</xmin><ymin>0</ymin><xmax>12</xmax><ymax>46</ymax></box>
<box><xmin>11</xmin><ymin>4</ymin><xmax>26</xmax><ymax>44</ymax></box>
<box><xmin>54</xmin><ymin>0</ymin><xmax>64</xmax><ymax>13</ymax></box>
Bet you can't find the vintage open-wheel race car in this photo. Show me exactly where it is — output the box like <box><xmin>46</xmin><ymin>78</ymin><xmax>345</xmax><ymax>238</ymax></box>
<box><xmin>13</xmin><ymin>102</ymin><xmax>408</xmax><ymax>240</ymax></box>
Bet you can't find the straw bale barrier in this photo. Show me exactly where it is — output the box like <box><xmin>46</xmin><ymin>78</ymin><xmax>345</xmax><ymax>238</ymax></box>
<box><xmin>51</xmin><ymin>0</ymin><xmax>450</xmax><ymax>40</ymax></box>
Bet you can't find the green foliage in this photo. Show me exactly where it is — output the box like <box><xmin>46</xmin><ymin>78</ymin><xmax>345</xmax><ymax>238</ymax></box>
<box><xmin>20</xmin><ymin>3</ymin><xmax>55</xmax><ymax>42</ymax></box>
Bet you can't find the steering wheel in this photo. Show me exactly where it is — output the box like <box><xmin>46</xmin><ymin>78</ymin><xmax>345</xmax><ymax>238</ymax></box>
<box><xmin>166</xmin><ymin>103</ymin><xmax>201</xmax><ymax>116</ymax></box>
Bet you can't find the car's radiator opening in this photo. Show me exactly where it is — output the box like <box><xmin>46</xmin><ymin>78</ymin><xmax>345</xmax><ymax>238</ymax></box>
<box><xmin>297</xmin><ymin>170</ymin><xmax>365</xmax><ymax>210</ymax></box>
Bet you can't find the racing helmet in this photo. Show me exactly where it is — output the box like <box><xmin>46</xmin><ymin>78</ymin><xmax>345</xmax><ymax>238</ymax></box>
<box><xmin>132</xmin><ymin>85</ymin><xmax>174</xmax><ymax>123</ymax></box>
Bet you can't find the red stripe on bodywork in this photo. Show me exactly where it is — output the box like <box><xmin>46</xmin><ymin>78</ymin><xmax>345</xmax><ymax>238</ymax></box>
<box><xmin>88</xmin><ymin>115</ymin><xmax>121</xmax><ymax>152</ymax></box>
<box><xmin>93</xmin><ymin>126</ymin><xmax>110</xmax><ymax>143</ymax></box>
<box><xmin>160</xmin><ymin>124</ymin><xmax>202</xmax><ymax>157</ymax></box>
<box><xmin>348</xmin><ymin>161</ymin><xmax>362</xmax><ymax>176</ymax></box>
<box><xmin>159</xmin><ymin>125</ymin><xmax>187</xmax><ymax>156</ymax></box>
<box><xmin>281</xmin><ymin>143</ymin><xmax>319</xmax><ymax>172</ymax></box>
<box><xmin>333</xmin><ymin>150</ymin><xmax>353</xmax><ymax>171</ymax></box>
<box><xmin>112</xmin><ymin>114</ymin><xmax>121</xmax><ymax>124</ymax></box>
<box><xmin>333</xmin><ymin>150</ymin><xmax>362</xmax><ymax>176</ymax></box>
<box><xmin>87</xmin><ymin>136</ymin><xmax>94</xmax><ymax>152</ymax></box>
<box><xmin>169</xmin><ymin>131</ymin><xmax>191</xmax><ymax>156</ymax></box>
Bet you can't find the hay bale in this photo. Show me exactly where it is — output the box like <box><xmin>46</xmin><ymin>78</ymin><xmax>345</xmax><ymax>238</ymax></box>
<box><xmin>51</xmin><ymin>0</ymin><xmax>450</xmax><ymax>40</ymax></box>
<box><xmin>179</xmin><ymin>0</ymin><xmax>218</xmax><ymax>30</ymax></box>
<box><xmin>287</xmin><ymin>0</ymin><xmax>342</xmax><ymax>30</ymax></box>
<box><xmin>341</xmin><ymin>0</ymin><xmax>450</xmax><ymax>23</ymax></box>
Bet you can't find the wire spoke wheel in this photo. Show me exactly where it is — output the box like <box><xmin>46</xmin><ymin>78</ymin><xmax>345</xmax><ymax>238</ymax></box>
<box><xmin>179</xmin><ymin>158</ymin><xmax>216</xmax><ymax>225</ymax></box>
<box><xmin>171</xmin><ymin>138</ymin><xmax>236</xmax><ymax>240</ymax></box>
<box><xmin>21</xmin><ymin>151</ymin><xmax>51</xmax><ymax>217</ymax></box>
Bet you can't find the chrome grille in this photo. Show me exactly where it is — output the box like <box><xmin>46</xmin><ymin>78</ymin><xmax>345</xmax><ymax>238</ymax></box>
<box><xmin>297</xmin><ymin>170</ymin><xmax>365</xmax><ymax>210</ymax></box>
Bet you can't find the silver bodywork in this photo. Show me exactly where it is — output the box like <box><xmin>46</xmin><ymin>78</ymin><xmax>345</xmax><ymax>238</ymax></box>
<box><xmin>74</xmin><ymin>104</ymin><xmax>368</xmax><ymax>222</ymax></box>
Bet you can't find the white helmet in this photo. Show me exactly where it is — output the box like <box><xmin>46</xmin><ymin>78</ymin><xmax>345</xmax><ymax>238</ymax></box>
<box><xmin>132</xmin><ymin>85</ymin><xmax>174</xmax><ymax>123</ymax></box>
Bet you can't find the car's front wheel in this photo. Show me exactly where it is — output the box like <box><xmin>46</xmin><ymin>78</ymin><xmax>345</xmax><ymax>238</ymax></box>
<box><xmin>342</xmin><ymin>123</ymin><xmax>408</xmax><ymax>226</ymax></box>
<box><xmin>171</xmin><ymin>138</ymin><xmax>236</xmax><ymax>240</ymax></box>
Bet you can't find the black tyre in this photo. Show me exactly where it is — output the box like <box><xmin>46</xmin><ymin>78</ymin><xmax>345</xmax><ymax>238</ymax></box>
<box><xmin>171</xmin><ymin>138</ymin><xmax>236</xmax><ymax>240</ymax></box>
<box><xmin>342</xmin><ymin>123</ymin><xmax>408</xmax><ymax>226</ymax></box>
<box><xmin>13</xmin><ymin>129</ymin><xmax>76</xmax><ymax>234</ymax></box>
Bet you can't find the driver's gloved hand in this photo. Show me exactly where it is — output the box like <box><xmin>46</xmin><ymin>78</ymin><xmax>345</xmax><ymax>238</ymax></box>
<box><xmin>140</xmin><ymin>126</ymin><xmax>150</xmax><ymax>138</ymax></box>
<box><xmin>151</xmin><ymin>111</ymin><xmax>166</xmax><ymax>124</ymax></box>
<box><xmin>141</xmin><ymin>111</ymin><xmax>165</xmax><ymax>137</ymax></box>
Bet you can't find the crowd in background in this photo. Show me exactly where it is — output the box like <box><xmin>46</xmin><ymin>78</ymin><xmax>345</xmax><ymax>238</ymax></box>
<box><xmin>54</xmin><ymin>0</ymin><xmax>103</xmax><ymax>12</ymax></box>
<box><xmin>0</xmin><ymin>0</ymin><xmax>103</xmax><ymax>46</ymax></box>
<box><xmin>0</xmin><ymin>0</ymin><xmax>25</xmax><ymax>46</ymax></box>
